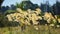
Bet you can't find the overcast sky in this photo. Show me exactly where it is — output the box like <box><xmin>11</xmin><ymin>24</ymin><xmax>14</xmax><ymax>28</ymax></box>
<box><xmin>2</xmin><ymin>0</ymin><xmax>60</xmax><ymax>6</ymax></box>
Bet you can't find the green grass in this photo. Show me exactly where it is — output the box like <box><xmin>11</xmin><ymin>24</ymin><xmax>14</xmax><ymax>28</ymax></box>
<box><xmin>0</xmin><ymin>25</ymin><xmax>60</xmax><ymax>34</ymax></box>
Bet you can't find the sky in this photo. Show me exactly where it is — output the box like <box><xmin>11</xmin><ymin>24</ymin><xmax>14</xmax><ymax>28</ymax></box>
<box><xmin>2</xmin><ymin>0</ymin><xmax>60</xmax><ymax>6</ymax></box>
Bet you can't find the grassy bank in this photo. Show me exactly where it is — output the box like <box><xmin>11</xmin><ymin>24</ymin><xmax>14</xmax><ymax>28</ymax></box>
<box><xmin>0</xmin><ymin>25</ymin><xmax>60</xmax><ymax>34</ymax></box>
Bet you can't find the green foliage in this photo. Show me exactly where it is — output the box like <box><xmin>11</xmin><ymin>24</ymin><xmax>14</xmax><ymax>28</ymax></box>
<box><xmin>0</xmin><ymin>13</ymin><xmax>20</xmax><ymax>27</ymax></box>
<box><xmin>57</xmin><ymin>15</ymin><xmax>60</xmax><ymax>18</ymax></box>
<box><xmin>16</xmin><ymin>1</ymin><xmax>39</xmax><ymax>10</ymax></box>
<box><xmin>5</xmin><ymin>10</ymin><xmax>16</xmax><ymax>15</ymax></box>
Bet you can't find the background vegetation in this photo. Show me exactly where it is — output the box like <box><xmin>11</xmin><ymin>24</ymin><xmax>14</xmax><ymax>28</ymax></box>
<box><xmin>0</xmin><ymin>0</ymin><xmax>60</xmax><ymax>34</ymax></box>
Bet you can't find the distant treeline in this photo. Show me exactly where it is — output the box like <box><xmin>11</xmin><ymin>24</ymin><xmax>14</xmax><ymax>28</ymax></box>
<box><xmin>0</xmin><ymin>0</ymin><xmax>60</xmax><ymax>15</ymax></box>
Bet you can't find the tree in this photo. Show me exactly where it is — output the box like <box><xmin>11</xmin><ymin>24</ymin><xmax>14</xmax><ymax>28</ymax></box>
<box><xmin>52</xmin><ymin>1</ymin><xmax>60</xmax><ymax>15</ymax></box>
<box><xmin>0</xmin><ymin>0</ymin><xmax>4</xmax><ymax>9</ymax></box>
<box><xmin>16</xmin><ymin>0</ymin><xmax>39</xmax><ymax>10</ymax></box>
